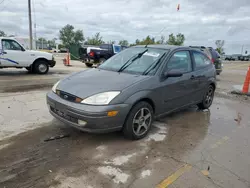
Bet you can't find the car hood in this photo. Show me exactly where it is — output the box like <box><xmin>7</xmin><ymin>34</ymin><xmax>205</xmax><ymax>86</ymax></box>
<box><xmin>58</xmin><ymin>69</ymin><xmax>149</xmax><ymax>98</ymax></box>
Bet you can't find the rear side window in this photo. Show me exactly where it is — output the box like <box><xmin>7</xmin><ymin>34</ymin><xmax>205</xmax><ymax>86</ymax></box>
<box><xmin>204</xmin><ymin>49</ymin><xmax>212</xmax><ymax>59</ymax></box>
<box><xmin>100</xmin><ymin>44</ymin><xmax>111</xmax><ymax>51</ymax></box>
<box><xmin>193</xmin><ymin>51</ymin><xmax>211</xmax><ymax>69</ymax></box>
<box><xmin>166</xmin><ymin>51</ymin><xmax>192</xmax><ymax>73</ymax></box>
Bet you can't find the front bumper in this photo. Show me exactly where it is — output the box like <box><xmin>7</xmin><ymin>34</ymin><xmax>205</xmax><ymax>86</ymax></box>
<box><xmin>215</xmin><ymin>61</ymin><xmax>222</xmax><ymax>75</ymax></box>
<box><xmin>46</xmin><ymin>91</ymin><xmax>131</xmax><ymax>133</ymax></box>
<box><xmin>49</xmin><ymin>60</ymin><xmax>56</xmax><ymax>67</ymax></box>
<box><xmin>216</xmin><ymin>69</ymin><xmax>222</xmax><ymax>74</ymax></box>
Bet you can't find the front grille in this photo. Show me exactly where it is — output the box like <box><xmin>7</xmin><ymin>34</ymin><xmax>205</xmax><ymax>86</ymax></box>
<box><xmin>50</xmin><ymin>106</ymin><xmax>78</xmax><ymax>124</ymax></box>
<box><xmin>57</xmin><ymin>90</ymin><xmax>77</xmax><ymax>102</ymax></box>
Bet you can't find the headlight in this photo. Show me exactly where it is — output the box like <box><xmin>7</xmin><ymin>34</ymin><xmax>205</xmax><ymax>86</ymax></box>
<box><xmin>52</xmin><ymin>81</ymin><xmax>60</xmax><ymax>93</ymax></box>
<box><xmin>81</xmin><ymin>91</ymin><xmax>120</xmax><ymax>105</ymax></box>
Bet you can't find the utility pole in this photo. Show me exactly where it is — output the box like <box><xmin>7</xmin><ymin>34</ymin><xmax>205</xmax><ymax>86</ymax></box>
<box><xmin>28</xmin><ymin>0</ymin><xmax>33</xmax><ymax>50</ymax></box>
<box><xmin>34</xmin><ymin>23</ymin><xmax>37</xmax><ymax>49</ymax></box>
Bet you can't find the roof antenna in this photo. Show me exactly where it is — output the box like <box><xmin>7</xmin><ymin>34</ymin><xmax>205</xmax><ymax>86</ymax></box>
<box><xmin>145</xmin><ymin>26</ymin><xmax>167</xmax><ymax>48</ymax></box>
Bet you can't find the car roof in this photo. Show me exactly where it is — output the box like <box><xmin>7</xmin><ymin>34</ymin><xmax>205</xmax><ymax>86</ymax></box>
<box><xmin>134</xmin><ymin>45</ymin><xmax>191</xmax><ymax>51</ymax></box>
<box><xmin>189</xmin><ymin>46</ymin><xmax>207</xmax><ymax>49</ymax></box>
<box><xmin>0</xmin><ymin>37</ymin><xmax>15</xmax><ymax>40</ymax></box>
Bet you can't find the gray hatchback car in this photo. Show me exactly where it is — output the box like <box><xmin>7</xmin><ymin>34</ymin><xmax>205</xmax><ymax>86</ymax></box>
<box><xmin>47</xmin><ymin>45</ymin><xmax>216</xmax><ymax>140</ymax></box>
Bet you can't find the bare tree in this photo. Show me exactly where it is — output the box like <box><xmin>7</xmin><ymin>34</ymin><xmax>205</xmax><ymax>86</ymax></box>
<box><xmin>159</xmin><ymin>35</ymin><xmax>165</xmax><ymax>44</ymax></box>
<box><xmin>215</xmin><ymin>40</ymin><xmax>225</xmax><ymax>54</ymax></box>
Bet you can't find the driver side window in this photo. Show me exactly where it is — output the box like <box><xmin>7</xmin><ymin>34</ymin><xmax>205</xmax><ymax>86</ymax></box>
<box><xmin>165</xmin><ymin>51</ymin><xmax>192</xmax><ymax>73</ymax></box>
<box><xmin>2</xmin><ymin>39</ymin><xmax>22</xmax><ymax>51</ymax></box>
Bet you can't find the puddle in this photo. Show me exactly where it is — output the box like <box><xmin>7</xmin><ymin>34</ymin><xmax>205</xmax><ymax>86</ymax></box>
<box><xmin>3</xmin><ymin>84</ymin><xmax>53</xmax><ymax>93</ymax></box>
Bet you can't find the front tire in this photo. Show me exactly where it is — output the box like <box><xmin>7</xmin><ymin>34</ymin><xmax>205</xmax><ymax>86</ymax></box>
<box><xmin>85</xmin><ymin>63</ymin><xmax>93</xmax><ymax>67</ymax></box>
<box><xmin>99</xmin><ymin>58</ymin><xmax>106</xmax><ymax>64</ymax></box>
<box><xmin>34</xmin><ymin>60</ymin><xmax>49</xmax><ymax>74</ymax></box>
<box><xmin>123</xmin><ymin>101</ymin><xmax>153</xmax><ymax>140</ymax></box>
<box><xmin>198</xmin><ymin>85</ymin><xmax>215</xmax><ymax>109</ymax></box>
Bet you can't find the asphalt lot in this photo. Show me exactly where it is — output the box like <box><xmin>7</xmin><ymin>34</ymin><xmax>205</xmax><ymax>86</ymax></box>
<box><xmin>0</xmin><ymin>58</ymin><xmax>250</xmax><ymax>188</ymax></box>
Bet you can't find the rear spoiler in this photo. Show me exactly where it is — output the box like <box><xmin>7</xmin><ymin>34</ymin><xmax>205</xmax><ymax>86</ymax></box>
<box><xmin>189</xmin><ymin>46</ymin><xmax>206</xmax><ymax>49</ymax></box>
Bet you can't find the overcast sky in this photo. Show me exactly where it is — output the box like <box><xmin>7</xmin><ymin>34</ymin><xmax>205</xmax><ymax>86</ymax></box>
<box><xmin>1</xmin><ymin>0</ymin><xmax>250</xmax><ymax>54</ymax></box>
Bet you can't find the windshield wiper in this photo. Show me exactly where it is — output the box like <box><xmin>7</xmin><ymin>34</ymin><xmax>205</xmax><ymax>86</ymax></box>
<box><xmin>118</xmin><ymin>49</ymin><xmax>148</xmax><ymax>72</ymax></box>
<box><xmin>142</xmin><ymin>52</ymin><xmax>166</xmax><ymax>75</ymax></box>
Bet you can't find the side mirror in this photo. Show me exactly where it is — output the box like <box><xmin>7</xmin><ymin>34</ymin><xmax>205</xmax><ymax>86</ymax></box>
<box><xmin>164</xmin><ymin>70</ymin><xmax>183</xmax><ymax>78</ymax></box>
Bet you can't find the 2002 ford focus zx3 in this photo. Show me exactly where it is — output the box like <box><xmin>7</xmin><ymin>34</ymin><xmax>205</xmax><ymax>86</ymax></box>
<box><xmin>47</xmin><ymin>45</ymin><xmax>216</xmax><ymax>140</ymax></box>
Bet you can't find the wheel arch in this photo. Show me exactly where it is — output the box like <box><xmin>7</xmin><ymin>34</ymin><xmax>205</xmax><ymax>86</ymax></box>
<box><xmin>32</xmin><ymin>57</ymin><xmax>49</xmax><ymax>65</ymax></box>
<box><xmin>132</xmin><ymin>98</ymin><xmax>155</xmax><ymax>113</ymax></box>
<box><xmin>123</xmin><ymin>90</ymin><xmax>156</xmax><ymax>114</ymax></box>
<box><xmin>209</xmin><ymin>82</ymin><xmax>216</xmax><ymax>90</ymax></box>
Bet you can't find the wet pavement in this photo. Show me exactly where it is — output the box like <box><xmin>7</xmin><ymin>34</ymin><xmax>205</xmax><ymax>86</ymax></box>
<box><xmin>0</xmin><ymin>96</ymin><xmax>250</xmax><ymax>188</ymax></box>
<box><xmin>0</xmin><ymin>57</ymin><xmax>87</xmax><ymax>93</ymax></box>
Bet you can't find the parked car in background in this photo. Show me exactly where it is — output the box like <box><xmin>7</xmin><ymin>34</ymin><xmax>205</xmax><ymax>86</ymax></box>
<box><xmin>79</xmin><ymin>45</ymin><xmax>102</xmax><ymax>66</ymax></box>
<box><xmin>238</xmin><ymin>55</ymin><xmax>249</xmax><ymax>61</ymax></box>
<box><xmin>47</xmin><ymin>45</ymin><xmax>216</xmax><ymax>140</ymax></box>
<box><xmin>79</xmin><ymin>44</ymin><xmax>124</xmax><ymax>67</ymax></box>
<box><xmin>189</xmin><ymin>46</ymin><xmax>223</xmax><ymax>75</ymax></box>
<box><xmin>59</xmin><ymin>48</ymin><xmax>68</xmax><ymax>53</ymax></box>
<box><xmin>208</xmin><ymin>47</ymin><xmax>223</xmax><ymax>75</ymax></box>
<box><xmin>225</xmin><ymin>55</ymin><xmax>236</xmax><ymax>61</ymax></box>
<box><xmin>52</xmin><ymin>48</ymin><xmax>59</xmax><ymax>53</ymax></box>
<box><xmin>0</xmin><ymin>37</ymin><xmax>56</xmax><ymax>74</ymax></box>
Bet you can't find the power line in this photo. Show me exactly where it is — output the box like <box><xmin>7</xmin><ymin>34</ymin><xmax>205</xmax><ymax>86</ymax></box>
<box><xmin>0</xmin><ymin>0</ymin><xmax>10</xmax><ymax>12</ymax></box>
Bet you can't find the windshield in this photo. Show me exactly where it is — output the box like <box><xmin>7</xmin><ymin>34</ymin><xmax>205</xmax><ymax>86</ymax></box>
<box><xmin>99</xmin><ymin>47</ymin><xmax>168</xmax><ymax>75</ymax></box>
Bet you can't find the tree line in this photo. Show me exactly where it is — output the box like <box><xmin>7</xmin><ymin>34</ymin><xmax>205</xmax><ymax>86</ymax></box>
<box><xmin>0</xmin><ymin>27</ymin><xmax>225</xmax><ymax>55</ymax></box>
<box><xmin>0</xmin><ymin>27</ymin><xmax>185</xmax><ymax>49</ymax></box>
<box><xmin>58</xmin><ymin>24</ymin><xmax>185</xmax><ymax>48</ymax></box>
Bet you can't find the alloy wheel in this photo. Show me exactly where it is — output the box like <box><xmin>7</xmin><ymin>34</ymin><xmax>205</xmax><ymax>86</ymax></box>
<box><xmin>205</xmin><ymin>86</ymin><xmax>214</xmax><ymax>106</ymax></box>
<box><xmin>132</xmin><ymin>108</ymin><xmax>152</xmax><ymax>136</ymax></box>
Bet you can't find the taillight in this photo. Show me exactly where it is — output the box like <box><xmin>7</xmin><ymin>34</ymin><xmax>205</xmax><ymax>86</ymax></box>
<box><xmin>89</xmin><ymin>51</ymin><xmax>94</xmax><ymax>57</ymax></box>
<box><xmin>211</xmin><ymin>58</ymin><xmax>215</xmax><ymax>63</ymax></box>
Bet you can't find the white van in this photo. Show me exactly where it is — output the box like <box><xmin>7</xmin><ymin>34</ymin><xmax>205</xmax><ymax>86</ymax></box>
<box><xmin>0</xmin><ymin>37</ymin><xmax>56</xmax><ymax>74</ymax></box>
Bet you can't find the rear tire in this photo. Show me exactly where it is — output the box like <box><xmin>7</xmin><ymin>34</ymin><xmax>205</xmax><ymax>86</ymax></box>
<box><xmin>34</xmin><ymin>60</ymin><xmax>49</xmax><ymax>74</ymax></box>
<box><xmin>123</xmin><ymin>101</ymin><xmax>153</xmax><ymax>140</ymax></box>
<box><xmin>85</xmin><ymin>63</ymin><xmax>93</xmax><ymax>67</ymax></box>
<box><xmin>198</xmin><ymin>85</ymin><xmax>215</xmax><ymax>109</ymax></box>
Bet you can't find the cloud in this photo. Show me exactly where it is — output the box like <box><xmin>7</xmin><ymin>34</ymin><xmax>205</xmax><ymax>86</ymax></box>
<box><xmin>0</xmin><ymin>0</ymin><xmax>250</xmax><ymax>54</ymax></box>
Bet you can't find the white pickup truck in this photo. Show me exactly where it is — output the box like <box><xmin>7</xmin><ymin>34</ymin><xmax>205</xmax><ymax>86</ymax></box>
<box><xmin>0</xmin><ymin>37</ymin><xmax>56</xmax><ymax>74</ymax></box>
